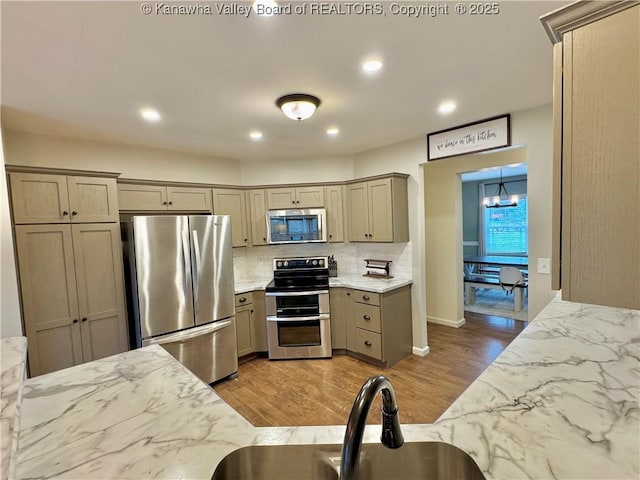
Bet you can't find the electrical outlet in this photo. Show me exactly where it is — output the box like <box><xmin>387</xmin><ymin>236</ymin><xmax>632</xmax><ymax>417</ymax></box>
<box><xmin>537</xmin><ymin>258</ymin><xmax>551</xmax><ymax>275</ymax></box>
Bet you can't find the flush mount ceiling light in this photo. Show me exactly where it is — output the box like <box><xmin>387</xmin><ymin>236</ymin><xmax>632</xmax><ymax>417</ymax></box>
<box><xmin>483</xmin><ymin>168</ymin><xmax>518</xmax><ymax>208</ymax></box>
<box><xmin>249</xmin><ymin>131</ymin><xmax>263</xmax><ymax>140</ymax></box>
<box><xmin>276</xmin><ymin>94</ymin><xmax>321</xmax><ymax>121</ymax></box>
<box><xmin>438</xmin><ymin>101</ymin><xmax>456</xmax><ymax>115</ymax></box>
<box><xmin>362</xmin><ymin>59</ymin><xmax>383</xmax><ymax>73</ymax></box>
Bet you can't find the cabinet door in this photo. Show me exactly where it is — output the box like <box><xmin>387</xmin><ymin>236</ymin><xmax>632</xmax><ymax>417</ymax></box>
<box><xmin>72</xmin><ymin>224</ymin><xmax>128</xmax><ymax>362</ymax></box>
<box><xmin>117</xmin><ymin>184</ymin><xmax>167</xmax><ymax>210</ymax></box>
<box><xmin>296</xmin><ymin>186</ymin><xmax>325</xmax><ymax>208</ymax></box>
<box><xmin>67</xmin><ymin>176</ymin><xmax>119</xmax><ymax>223</ymax></box>
<box><xmin>347</xmin><ymin>182</ymin><xmax>370</xmax><ymax>241</ymax></box>
<box><xmin>329</xmin><ymin>288</ymin><xmax>347</xmax><ymax>349</ymax></box>
<box><xmin>325</xmin><ymin>186</ymin><xmax>344</xmax><ymax>243</ymax></box>
<box><xmin>167</xmin><ymin>186</ymin><xmax>212</xmax><ymax>212</ymax></box>
<box><xmin>562</xmin><ymin>6</ymin><xmax>639</xmax><ymax>309</ymax></box>
<box><xmin>266</xmin><ymin>188</ymin><xmax>297</xmax><ymax>209</ymax></box>
<box><xmin>15</xmin><ymin>225</ymin><xmax>82</xmax><ymax>376</ymax></box>
<box><xmin>10</xmin><ymin>173</ymin><xmax>70</xmax><ymax>224</ymax></box>
<box><xmin>248</xmin><ymin>190</ymin><xmax>268</xmax><ymax>246</ymax></box>
<box><xmin>251</xmin><ymin>292</ymin><xmax>268</xmax><ymax>352</ymax></box>
<box><xmin>344</xmin><ymin>290</ymin><xmax>358</xmax><ymax>352</ymax></box>
<box><xmin>235</xmin><ymin>305</ymin><xmax>255</xmax><ymax>357</ymax></box>
<box><xmin>368</xmin><ymin>178</ymin><xmax>394</xmax><ymax>242</ymax></box>
<box><xmin>213</xmin><ymin>188</ymin><xmax>249</xmax><ymax>247</ymax></box>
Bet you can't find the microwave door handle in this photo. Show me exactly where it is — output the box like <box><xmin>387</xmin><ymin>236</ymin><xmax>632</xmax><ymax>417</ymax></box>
<box><xmin>191</xmin><ymin>229</ymin><xmax>201</xmax><ymax>312</ymax></box>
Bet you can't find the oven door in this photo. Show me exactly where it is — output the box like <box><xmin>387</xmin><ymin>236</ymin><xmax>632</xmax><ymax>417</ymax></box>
<box><xmin>265</xmin><ymin>290</ymin><xmax>330</xmax><ymax>318</ymax></box>
<box><xmin>266</xmin><ymin>315</ymin><xmax>332</xmax><ymax>359</ymax></box>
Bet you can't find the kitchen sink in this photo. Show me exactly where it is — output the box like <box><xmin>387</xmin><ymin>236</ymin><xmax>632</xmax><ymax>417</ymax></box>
<box><xmin>212</xmin><ymin>441</ymin><xmax>486</xmax><ymax>479</ymax></box>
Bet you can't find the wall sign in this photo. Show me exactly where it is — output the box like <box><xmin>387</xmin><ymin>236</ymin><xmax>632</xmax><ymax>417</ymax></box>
<box><xmin>427</xmin><ymin>114</ymin><xmax>511</xmax><ymax>161</ymax></box>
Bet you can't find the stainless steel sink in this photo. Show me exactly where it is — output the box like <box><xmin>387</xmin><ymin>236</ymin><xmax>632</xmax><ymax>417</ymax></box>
<box><xmin>212</xmin><ymin>442</ymin><xmax>486</xmax><ymax>479</ymax></box>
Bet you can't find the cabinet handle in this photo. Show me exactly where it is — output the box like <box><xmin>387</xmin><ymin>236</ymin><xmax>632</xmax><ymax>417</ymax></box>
<box><xmin>250</xmin><ymin>309</ymin><xmax>254</xmax><ymax>314</ymax></box>
<box><xmin>238</xmin><ymin>297</ymin><xmax>247</xmax><ymax>303</ymax></box>
<box><xmin>347</xmin><ymin>292</ymin><xmax>350</xmax><ymax>296</ymax></box>
<box><xmin>364</xmin><ymin>340</ymin><xmax>372</xmax><ymax>347</ymax></box>
<box><xmin>71</xmin><ymin>211</ymin><xmax>78</xmax><ymax>216</ymax></box>
<box><xmin>81</xmin><ymin>317</ymin><xmax>87</xmax><ymax>322</ymax></box>
<box><xmin>162</xmin><ymin>201</ymin><xmax>168</xmax><ymax>205</ymax></box>
<box><xmin>62</xmin><ymin>211</ymin><xmax>69</xmax><ymax>216</ymax></box>
<box><xmin>296</xmin><ymin>200</ymin><xmax>300</xmax><ymax>204</ymax></box>
<box><xmin>244</xmin><ymin>238</ymin><xmax>248</xmax><ymax>242</ymax></box>
<box><xmin>168</xmin><ymin>201</ymin><xmax>173</xmax><ymax>205</ymax></box>
<box><xmin>292</xmin><ymin>201</ymin><xmax>295</xmax><ymax>204</ymax></box>
<box><xmin>72</xmin><ymin>319</ymin><xmax>79</xmax><ymax>324</ymax></box>
<box><xmin>329</xmin><ymin>234</ymin><xmax>332</xmax><ymax>239</ymax></box>
<box><xmin>363</xmin><ymin>315</ymin><xmax>371</xmax><ymax>321</ymax></box>
<box><xmin>364</xmin><ymin>234</ymin><xmax>368</xmax><ymax>238</ymax></box>
<box><xmin>263</xmin><ymin>237</ymin><xmax>266</xmax><ymax>242</ymax></box>
<box><xmin>362</xmin><ymin>295</ymin><xmax>370</xmax><ymax>301</ymax></box>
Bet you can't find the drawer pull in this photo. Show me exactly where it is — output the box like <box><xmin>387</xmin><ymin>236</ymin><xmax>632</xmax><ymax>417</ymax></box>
<box><xmin>363</xmin><ymin>315</ymin><xmax>371</xmax><ymax>321</ymax></box>
<box><xmin>364</xmin><ymin>340</ymin><xmax>372</xmax><ymax>347</ymax></box>
<box><xmin>238</xmin><ymin>297</ymin><xmax>247</xmax><ymax>303</ymax></box>
<box><xmin>362</xmin><ymin>295</ymin><xmax>370</xmax><ymax>301</ymax></box>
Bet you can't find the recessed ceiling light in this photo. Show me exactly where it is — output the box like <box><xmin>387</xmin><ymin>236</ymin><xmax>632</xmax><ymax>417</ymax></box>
<box><xmin>326</xmin><ymin>127</ymin><xmax>339</xmax><ymax>136</ymax></box>
<box><xmin>249</xmin><ymin>131</ymin><xmax>263</xmax><ymax>140</ymax></box>
<box><xmin>140</xmin><ymin>108</ymin><xmax>161</xmax><ymax>122</ymax></box>
<box><xmin>252</xmin><ymin>0</ymin><xmax>278</xmax><ymax>15</ymax></box>
<box><xmin>438</xmin><ymin>101</ymin><xmax>456</xmax><ymax>114</ymax></box>
<box><xmin>362</xmin><ymin>59</ymin><xmax>383</xmax><ymax>73</ymax></box>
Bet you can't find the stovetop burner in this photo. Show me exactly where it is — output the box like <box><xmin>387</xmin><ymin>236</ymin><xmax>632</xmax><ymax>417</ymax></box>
<box><xmin>267</xmin><ymin>256</ymin><xmax>330</xmax><ymax>293</ymax></box>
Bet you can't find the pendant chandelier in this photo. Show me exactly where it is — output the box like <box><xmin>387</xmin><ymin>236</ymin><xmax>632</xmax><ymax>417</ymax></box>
<box><xmin>483</xmin><ymin>169</ymin><xmax>518</xmax><ymax>208</ymax></box>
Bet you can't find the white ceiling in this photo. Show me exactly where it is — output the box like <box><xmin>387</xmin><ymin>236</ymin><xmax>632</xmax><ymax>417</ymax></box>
<box><xmin>460</xmin><ymin>162</ymin><xmax>528</xmax><ymax>182</ymax></box>
<box><xmin>0</xmin><ymin>1</ymin><xmax>566</xmax><ymax>162</ymax></box>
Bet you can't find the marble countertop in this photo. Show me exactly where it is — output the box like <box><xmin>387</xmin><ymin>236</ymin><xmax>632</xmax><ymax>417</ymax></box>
<box><xmin>234</xmin><ymin>275</ymin><xmax>412</xmax><ymax>294</ymax></box>
<box><xmin>1</xmin><ymin>337</ymin><xmax>27</xmax><ymax>480</ymax></box>
<box><xmin>15</xmin><ymin>296</ymin><xmax>640</xmax><ymax>479</ymax></box>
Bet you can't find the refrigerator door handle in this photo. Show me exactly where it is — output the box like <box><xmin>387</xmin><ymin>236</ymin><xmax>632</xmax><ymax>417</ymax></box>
<box><xmin>192</xmin><ymin>229</ymin><xmax>201</xmax><ymax>312</ymax></box>
<box><xmin>145</xmin><ymin>319</ymin><xmax>234</xmax><ymax>345</ymax></box>
<box><xmin>181</xmin><ymin>230</ymin><xmax>191</xmax><ymax>301</ymax></box>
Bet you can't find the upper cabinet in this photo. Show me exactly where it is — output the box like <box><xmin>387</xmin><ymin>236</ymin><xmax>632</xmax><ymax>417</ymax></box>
<box><xmin>325</xmin><ymin>185</ymin><xmax>344</xmax><ymax>243</ymax></box>
<box><xmin>118</xmin><ymin>183</ymin><xmax>211</xmax><ymax>212</ymax></box>
<box><xmin>266</xmin><ymin>186</ymin><xmax>324</xmax><ymax>209</ymax></box>
<box><xmin>212</xmin><ymin>188</ymin><xmax>249</xmax><ymax>247</ymax></box>
<box><xmin>248</xmin><ymin>189</ymin><xmax>268</xmax><ymax>246</ymax></box>
<box><xmin>543</xmin><ymin>3</ymin><xmax>639</xmax><ymax>309</ymax></box>
<box><xmin>10</xmin><ymin>173</ymin><xmax>118</xmax><ymax>224</ymax></box>
<box><xmin>347</xmin><ymin>176</ymin><xmax>409</xmax><ymax>243</ymax></box>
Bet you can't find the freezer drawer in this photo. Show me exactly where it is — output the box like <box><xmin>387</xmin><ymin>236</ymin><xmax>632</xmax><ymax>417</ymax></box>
<box><xmin>143</xmin><ymin>318</ymin><xmax>238</xmax><ymax>384</ymax></box>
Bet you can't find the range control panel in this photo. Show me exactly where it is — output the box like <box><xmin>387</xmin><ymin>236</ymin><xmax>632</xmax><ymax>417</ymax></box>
<box><xmin>272</xmin><ymin>256</ymin><xmax>329</xmax><ymax>270</ymax></box>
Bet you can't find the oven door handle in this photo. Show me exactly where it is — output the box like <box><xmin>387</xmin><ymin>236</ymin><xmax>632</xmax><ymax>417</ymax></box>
<box><xmin>267</xmin><ymin>314</ymin><xmax>330</xmax><ymax>323</ymax></box>
<box><xmin>265</xmin><ymin>290</ymin><xmax>329</xmax><ymax>297</ymax></box>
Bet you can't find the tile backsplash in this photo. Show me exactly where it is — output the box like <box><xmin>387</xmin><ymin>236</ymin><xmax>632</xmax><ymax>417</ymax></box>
<box><xmin>233</xmin><ymin>242</ymin><xmax>413</xmax><ymax>282</ymax></box>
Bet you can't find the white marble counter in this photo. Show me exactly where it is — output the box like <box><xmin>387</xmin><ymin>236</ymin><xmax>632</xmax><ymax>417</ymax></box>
<box><xmin>15</xmin><ymin>296</ymin><xmax>640</xmax><ymax>479</ymax></box>
<box><xmin>234</xmin><ymin>280</ymin><xmax>268</xmax><ymax>294</ymax></box>
<box><xmin>329</xmin><ymin>275</ymin><xmax>412</xmax><ymax>293</ymax></box>
<box><xmin>1</xmin><ymin>337</ymin><xmax>27</xmax><ymax>480</ymax></box>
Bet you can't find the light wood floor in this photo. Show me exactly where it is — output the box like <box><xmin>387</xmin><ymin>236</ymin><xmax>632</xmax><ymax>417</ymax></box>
<box><xmin>214</xmin><ymin>312</ymin><xmax>527</xmax><ymax>427</ymax></box>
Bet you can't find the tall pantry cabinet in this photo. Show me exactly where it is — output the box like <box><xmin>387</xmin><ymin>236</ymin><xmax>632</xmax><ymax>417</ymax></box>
<box><xmin>9</xmin><ymin>169</ymin><xmax>128</xmax><ymax>376</ymax></box>
<box><xmin>542</xmin><ymin>2</ymin><xmax>639</xmax><ymax>310</ymax></box>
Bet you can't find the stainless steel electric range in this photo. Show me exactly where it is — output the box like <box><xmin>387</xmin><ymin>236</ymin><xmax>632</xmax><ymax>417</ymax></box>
<box><xmin>265</xmin><ymin>256</ymin><xmax>332</xmax><ymax>360</ymax></box>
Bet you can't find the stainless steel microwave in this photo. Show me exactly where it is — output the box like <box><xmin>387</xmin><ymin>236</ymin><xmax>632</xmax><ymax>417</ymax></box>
<box><xmin>266</xmin><ymin>208</ymin><xmax>327</xmax><ymax>244</ymax></box>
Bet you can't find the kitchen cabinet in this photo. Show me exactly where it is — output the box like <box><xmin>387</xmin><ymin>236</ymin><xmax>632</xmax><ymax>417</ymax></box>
<box><xmin>347</xmin><ymin>175</ymin><xmax>409</xmax><ymax>243</ymax></box>
<box><xmin>212</xmin><ymin>188</ymin><xmax>249</xmax><ymax>247</ymax></box>
<box><xmin>543</xmin><ymin>3</ymin><xmax>639</xmax><ymax>309</ymax></box>
<box><xmin>344</xmin><ymin>286</ymin><xmax>412</xmax><ymax>367</ymax></box>
<box><xmin>118</xmin><ymin>183</ymin><xmax>211</xmax><ymax>212</ymax></box>
<box><xmin>15</xmin><ymin>223</ymin><xmax>128</xmax><ymax>376</ymax></box>
<box><xmin>329</xmin><ymin>287</ymin><xmax>347</xmax><ymax>350</ymax></box>
<box><xmin>234</xmin><ymin>291</ymin><xmax>267</xmax><ymax>357</ymax></box>
<box><xmin>10</xmin><ymin>172</ymin><xmax>119</xmax><ymax>224</ymax></box>
<box><xmin>324</xmin><ymin>185</ymin><xmax>344</xmax><ymax>243</ymax></box>
<box><xmin>248</xmin><ymin>189</ymin><xmax>268</xmax><ymax>246</ymax></box>
<box><xmin>266</xmin><ymin>186</ymin><xmax>324</xmax><ymax>209</ymax></box>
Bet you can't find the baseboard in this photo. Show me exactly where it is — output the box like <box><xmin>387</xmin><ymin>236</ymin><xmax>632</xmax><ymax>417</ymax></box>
<box><xmin>412</xmin><ymin>345</ymin><xmax>430</xmax><ymax>356</ymax></box>
<box><xmin>427</xmin><ymin>315</ymin><xmax>466</xmax><ymax>328</ymax></box>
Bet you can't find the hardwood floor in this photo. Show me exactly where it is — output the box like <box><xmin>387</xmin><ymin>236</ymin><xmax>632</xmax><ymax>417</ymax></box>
<box><xmin>214</xmin><ymin>312</ymin><xmax>527</xmax><ymax>427</ymax></box>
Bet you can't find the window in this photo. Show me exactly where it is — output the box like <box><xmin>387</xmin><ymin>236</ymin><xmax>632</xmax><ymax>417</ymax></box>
<box><xmin>484</xmin><ymin>197</ymin><xmax>528</xmax><ymax>255</ymax></box>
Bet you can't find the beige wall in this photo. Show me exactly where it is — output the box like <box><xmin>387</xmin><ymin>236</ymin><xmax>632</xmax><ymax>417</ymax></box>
<box><xmin>0</xmin><ymin>128</ymin><xmax>23</xmax><ymax>337</ymax></box>
<box><xmin>353</xmin><ymin>138</ymin><xmax>428</xmax><ymax>354</ymax></box>
<box><xmin>3</xmin><ymin>130</ymin><xmax>242</xmax><ymax>184</ymax></box>
<box><xmin>423</xmin><ymin>104</ymin><xmax>554</xmax><ymax>326</ymax></box>
<box><xmin>240</xmin><ymin>156</ymin><xmax>355</xmax><ymax>186</ymax></box>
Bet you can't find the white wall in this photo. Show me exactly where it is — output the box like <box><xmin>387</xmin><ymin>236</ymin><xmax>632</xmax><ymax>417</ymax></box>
<box><xmin>0</xmin><ymin>128</ymin><xmax>24</xmax><ymax>337</ymax></box>
<box><xmin>240</xmin><ymin>156</ymin><xmax>355</xmax><ymax>186</ymax></box>
<box><xmin>3</xmin><ymin>130</ymin><xmax>242</xmax><ymax>184</ymax></box>
<box><xmin>353</xmin><ymin>138</ymin><xmax>428</xmax><ymax>354</ymax></box>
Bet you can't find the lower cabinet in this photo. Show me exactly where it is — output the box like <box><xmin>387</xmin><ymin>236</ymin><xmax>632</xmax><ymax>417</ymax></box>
<box><xmin>329</xmin><ymin>287</ymin><xmax>348</xmax><ymax>350</ymax></box>
<box><xmin>343</xmin><ymin>286</ymin><xmax>412</xmax><ymax>367</ymax></box>
<box><xmin>15</xmin><ymin>223</ymin><xmax>128</xmax><ymax>377</ymax></box>
<box><xmin>234</xmin><ymin>291</ymin><xmax>267</xmax><ymax>358</ymax></box>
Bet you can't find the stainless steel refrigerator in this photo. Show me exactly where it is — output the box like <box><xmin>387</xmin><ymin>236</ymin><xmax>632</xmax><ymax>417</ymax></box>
<box><xmin>122</xmin><ymin>215</ymin><xmax>238</xmax><ymax>384</ymax></box>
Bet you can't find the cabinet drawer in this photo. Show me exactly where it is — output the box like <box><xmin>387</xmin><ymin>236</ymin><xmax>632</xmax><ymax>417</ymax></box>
<box><xmin>355</xmin><ymin>328</ymin><xmax>383</xmax><ymax>360</ymax></box>
<box><xmin>352</xmin><ymin>290</ymin><xmax>380</xmax><ymax>306</ymax></box>
<box><xmin>235</xmin><ymin>292</ymin><xmax>254</xmax><ymax>307</ymax></box>
<box><xmin>354</xmin><ymin>303</ymin><xmax>381</xmax><ymax>333</ymax></box>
